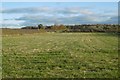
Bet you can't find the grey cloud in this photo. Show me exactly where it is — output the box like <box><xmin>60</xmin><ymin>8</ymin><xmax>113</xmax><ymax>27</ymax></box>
<box><xmin>15</xmin><ymin>14</ymin><xmax>118</xmax><ymax>26</ymax></box>
<box><xmin>2</xmin><ymin>23</ymin><xmax>21</xmax><ymax>28</ymax></box>
<box><xmin>3</xmin><ymin>14</ymin><xmax>118</xmax><ymax>27</ymax></box>
<box><xmin>2</xmin><ymin>7</ymin><xmax>51</xmax><ymax>14</ymax></box>
<box><xmin>2</xmin><ymin>7</ymin><xmax>94</xmax><ymax>16</ymax></box>
<box><xmin>99</xmin><ymin>16</ymin><xmax>118</xmax><ymax>24</ymax></box>
<box><xmin>2</xmin><ymin>6</ymin><xmax>118</xmax><ymax>27</ymax></box>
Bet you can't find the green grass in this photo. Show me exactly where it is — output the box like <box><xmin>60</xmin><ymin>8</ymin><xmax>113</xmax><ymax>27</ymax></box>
<box><xmin>2</xmin><ymin>32</ymin><xmax>118</xmax><ymax>78</ymax></box>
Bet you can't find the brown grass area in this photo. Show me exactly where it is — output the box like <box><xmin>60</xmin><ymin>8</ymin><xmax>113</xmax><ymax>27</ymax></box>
<box><xmin>2</xmin><ymin>28</ymin><xmax>46</xmax><ymax>35</ymax></box>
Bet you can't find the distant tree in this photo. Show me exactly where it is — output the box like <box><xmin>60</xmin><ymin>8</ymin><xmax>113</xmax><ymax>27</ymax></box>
<box><xmin>38</xmin><ymin>24</ymin><xmax>43</xmax><ymax>29</ymax></box>
<box><xmin>51</xmin><ymin>24</ymin><xmax>67</xmax><ymax>32</ymax></box>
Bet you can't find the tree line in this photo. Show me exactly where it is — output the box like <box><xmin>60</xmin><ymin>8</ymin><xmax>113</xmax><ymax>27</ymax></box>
<box><xmin>21</xmin><ymin>24</ymin><xmax>120</xmax><ymax>33</ymax></box>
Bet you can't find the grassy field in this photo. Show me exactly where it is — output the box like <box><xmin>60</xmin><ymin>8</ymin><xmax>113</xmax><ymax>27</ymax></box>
<box><xmin>2</xmin><ymin>30</ymin><xmax>118</xmax><ymax>78</ymax></box>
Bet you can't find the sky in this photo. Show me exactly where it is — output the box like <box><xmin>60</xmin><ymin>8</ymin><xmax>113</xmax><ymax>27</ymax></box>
<box><xmin>1</xmin><ymin>0</ymin><xmax>119</xmax><ymax>2</ymax></box>
<box><xmin>0</xmin><ymin>2</ymin><xmax>118</xmax><ymax>28</ymax></box>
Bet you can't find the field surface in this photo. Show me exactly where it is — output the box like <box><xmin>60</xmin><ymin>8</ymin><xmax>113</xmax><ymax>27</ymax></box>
<box><xmin>2</xmin><ymin>32</ymin><xmax>118</xmax><ymax>78</ymax></box>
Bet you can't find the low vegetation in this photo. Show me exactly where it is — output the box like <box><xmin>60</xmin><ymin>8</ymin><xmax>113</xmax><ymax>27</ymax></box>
<box><xmin>2</xmin><ymin>29</ymin><xmax>118</xmax><ymax>78</ymax></box>
<box><xmin>21</xmin><ymin>24</ymin><xmax>119</xmax><ymax>33</ymax></box>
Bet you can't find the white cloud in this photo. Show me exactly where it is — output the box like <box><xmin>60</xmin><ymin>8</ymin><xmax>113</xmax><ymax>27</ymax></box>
<box><xmin>1</xmin><ymin>6</ymin><xmax>118</xmax><ymax>27</ymax></box>
<box><xmin>1</xmin><ymin>7</ymin><xmax>94</xmax><ymax>16</ymax></box>
<box><xmin>1</xmin><ymin>19</ymin><xmax>24</xmax><ymax>28</ymax></box>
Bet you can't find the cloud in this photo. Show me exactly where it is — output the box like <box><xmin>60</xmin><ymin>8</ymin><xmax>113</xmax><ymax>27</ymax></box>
<box><xmin>100</xmin><ymin>16</ymin><xmax>118</xmax><ymax>24</ymax></box>
<box><xmin>13</xmin><ymin>14</ymin><xmax>118</xmax><ymax>26</ymax></box>
<box><xmin>2</xmin><ymin>7</ymin><xmax>94</xmax><ymax>16</ymax></box>
<box><xmin>1</xmin><ymin>6</ymin><xmax>118</xmax><ymax>27</ymax></box>
<box><xmin>1</xmin><ymin>19</ymin><xmax>24</xmax><ymax>28</ymax></box>
<box><xmin>2</xmin><ymin>7</ymin><xmax>50</xmax><ymax>14</ymax></box>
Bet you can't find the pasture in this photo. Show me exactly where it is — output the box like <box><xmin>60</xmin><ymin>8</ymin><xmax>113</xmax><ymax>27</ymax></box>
<box><xmin>2</xmin><ymin>30</ymin><xmax>118</xmax><ymax>78</ymax></box>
